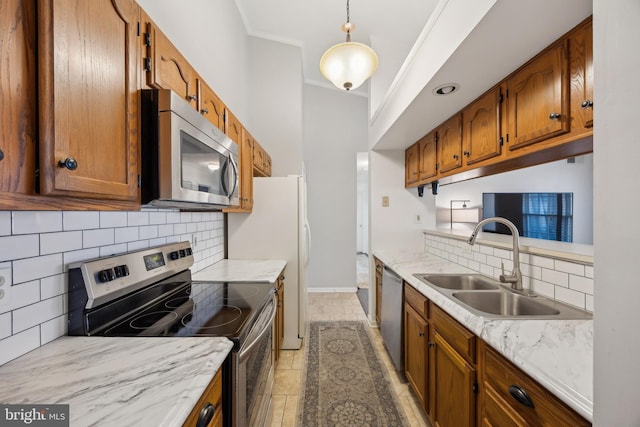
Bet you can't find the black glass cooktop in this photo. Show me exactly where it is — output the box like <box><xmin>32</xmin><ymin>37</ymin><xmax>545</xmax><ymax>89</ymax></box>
<box><xmin>85</xmin><ymin>270</ymin><xmax>274</xmax><ymax>344</ymax></box>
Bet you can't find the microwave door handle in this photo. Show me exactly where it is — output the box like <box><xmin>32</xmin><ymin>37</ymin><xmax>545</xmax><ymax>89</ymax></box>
<box><xmin>220</xmin><ymin>158</ymin><xmax>229</xmax><ymax>196</ymax></box>
<box><xmin>228</xmin><ymin>154</ymin><xmax>239</xmax><ymax>198</ymax></box>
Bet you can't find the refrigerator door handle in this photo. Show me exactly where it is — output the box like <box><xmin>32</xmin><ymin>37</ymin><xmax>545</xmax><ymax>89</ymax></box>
<box><xmin>303</xmin><ymin>221</ymin><xmax>311</xmax><ymax>267</ymax></box>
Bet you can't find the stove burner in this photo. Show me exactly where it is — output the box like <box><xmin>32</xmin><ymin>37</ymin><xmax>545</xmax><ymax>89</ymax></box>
<box><xmin>214</xmin><ymin>285</ymin><xmax>261</xmax><ymax>300</ymax></box>
<box><xmin>129</xmin><ymin>311</ymin><xmax>178</xmax><ymax>330</ymax></box>
<box><xmin>181</xmin><ymin>305</ymin><xmax>243</xmax><ymax>329</ymax></box>
<box><xmin>165</xmin><ymin>296</ymin><xmax>191</xmax><ymax>308</ymax></box>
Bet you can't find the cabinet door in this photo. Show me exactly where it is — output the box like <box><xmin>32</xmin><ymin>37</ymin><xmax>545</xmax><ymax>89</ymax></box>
<box><xmin>506</xmin><ymin>41</ymin><xmax>570</xmax><ymax>150</ymax></box>
<box><xmin>463</xmin><ymin>87</ymin><xmax>502</xmax><ymax>165</ymax></box>
<box><xmin>198</xmin><ymin>79</ymin><xmax>225</xmax><ymax>131</ymax></box>
<box><xmin>570</xmin><ymin>19</ymin><xmax>593</xmax><ymax>129</ymax></box>
<box><xmin>479</xmin><ymin>382</ymin><xmax>527</xmax><ymax>427</ymax></box>
<box><xmin>418</xmin><ymin>131</ymin><xmax>437</xmax><ymax>181</ymax></box>
<box><xmin>0</xmin><ymin>0</ymin><xmax>37</xmax><ymax>194</ymax></box>
<box><xmin>253</xmin><ymin>141</ymin><xmax>266</xmax><ymax>176</ymax></box>
<box><xmin>436</xmin><ymin>114</ymin><xmax>463</xmax><ymax>174</ymax></box>
<box><xmin>225</xmin><ymin>109</ymin><xmax>242</xmax><ymax>145</ymax></box>
<box><xmin>404</xmin><ymin>303</ymin><xmax>428</xmax><ymax>411</ymax></box>
<box><xmin>38</xmin><ymin>0</ymin><xmax>139</xmax><ymax>200</ymax></box>
<box><xmin>432</xmin><ymin>331</ymin><xmax>476</xmax><ymax>427</ymax></box>
<box><xmin>146</xmin><ymin>21</ymin><xmax>197</xmax><ymax>108</ymax></box>
<box><xmin>238</xmin><ymin>129</ymin><xmax>254</xmax><ymax>211</ymax></box>
<box><xmin>405</xmin><ymin>142</ymin><xmax>420</xmax><ymax>186</ymax></box>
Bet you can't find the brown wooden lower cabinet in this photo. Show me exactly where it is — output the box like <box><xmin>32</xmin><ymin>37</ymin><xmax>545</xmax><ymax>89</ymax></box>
<box><xmin>403</xmin><ymin>282</ymin><xmax>591</xmax><ymax>427</ymax></box>
<box><xmin>182</xmin><ymin>368</ymin><xmax>222</xmax><ymax>427</ymax></box>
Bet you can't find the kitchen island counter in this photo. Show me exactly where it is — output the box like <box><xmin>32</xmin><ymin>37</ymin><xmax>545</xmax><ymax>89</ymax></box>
<box><xmin>373</xmin><ymin>248</ymin><xmax>593</xmax><ymax>421</ymax></box>
<box><xmin>0</xmin><ymin>336</ymin><xmax>233</xmax><ymax>427</ymax></box>
<box><xmin>192</xmin><ymin>259</ymin><xmax>287</xmax><ymax>283</ymax></box>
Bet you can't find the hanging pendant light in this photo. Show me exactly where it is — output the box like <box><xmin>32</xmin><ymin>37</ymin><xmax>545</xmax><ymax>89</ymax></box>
<box><xmin>319</xmin><ymin>0</ymin><xmax>378</xmax><ymax>91</ymax></box>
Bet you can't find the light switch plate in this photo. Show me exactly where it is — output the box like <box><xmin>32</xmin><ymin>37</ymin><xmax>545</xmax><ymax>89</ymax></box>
<box><xmin>382</xmin><ymin>196</ymin><xmax>389</xmax><ymax>207</ymax></box>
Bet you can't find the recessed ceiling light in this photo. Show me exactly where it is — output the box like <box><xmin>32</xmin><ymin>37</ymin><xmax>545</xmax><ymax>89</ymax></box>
<box><xmin>433</xmin><ymin>83</ymin><xmax>459</xmax><ymax>96</ymax></box>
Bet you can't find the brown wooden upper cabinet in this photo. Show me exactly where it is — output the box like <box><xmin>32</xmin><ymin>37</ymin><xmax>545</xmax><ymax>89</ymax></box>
<box><xmin>571</xmin><ymin>19</ymin><xmax>593</xmax><ymax>130</ymax></box>
<box><xmin>197</xmin><ymin>79</ymin><xmax>225</xmax><ymax>131</ymax></box>
<box><xmin>436</xmin><ymin>113</ymin><xmax>463</xmax><ymax>174</ymax></box>
<box><xmin>38</xmin><ymin>0</ymin><xmax>139</xmax><ymax>201</ymax></box>
<box><xmin>463</xmin><ymin>86</ymin><xmax>503</xmax><ymax>166</ymax></box>
<box><xmin>0</xmin><ymin>0</ymin><xmax>37</xmax><ymax>196</ymax></box>
<box><xmin>405</xmin><ymin>142</ymin><xmax>420</xmax><ymax>186</ymax></box>
<box><xmin>145</xmin><ymin>20</ymin><xmax>197</xmax><ymax>109</ymax></box>
<box><xmin>419</xmin><ymin>131</ymin><xmax>438</xmax><ymax>181</ymax></box>
<box><xmin>253</xmin><ymin>141</ymin><xmax>272</xmax><ymax>177</ymax></box>
<box><xmin>238</xmin><ymin>129</ymin><xmax>254</xmax><ymax>211</ymax></box>
<box><xmin>506</xmin><ymin>40</ymin><xmax>570</xmax><ymax>151</ymax></box>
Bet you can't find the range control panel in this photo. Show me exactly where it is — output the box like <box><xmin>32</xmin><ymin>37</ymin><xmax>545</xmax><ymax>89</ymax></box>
<box><xmin>68</xmin><ymin>241</ymin><xmax>194</xmax><ymax>309</ymax></box>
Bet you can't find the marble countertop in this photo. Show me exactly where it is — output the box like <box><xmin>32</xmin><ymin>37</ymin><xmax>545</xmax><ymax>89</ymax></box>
<box><xmin>373</xmin><ymin>248</ymin><xmax>593</xmax><ymax>421</ymax></box>
<box><xmin>192</xmin><ymin>259</ymin><xmax>287</xmax><ymax>283</ymax></box>
<box><xmin>0</xmin><ymin>336</ymin><xmax>233</xmax><ymax>427</ymax></box>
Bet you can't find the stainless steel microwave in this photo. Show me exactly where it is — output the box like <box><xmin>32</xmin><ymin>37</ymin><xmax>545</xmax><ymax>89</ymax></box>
<box><xmin>140</xmin><ymin>89</ymin><xmax>239</xmax><ymax>209</ymax></box>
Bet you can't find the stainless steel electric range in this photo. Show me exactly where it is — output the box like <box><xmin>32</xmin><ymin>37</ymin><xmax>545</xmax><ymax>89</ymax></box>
<box><xmin>67</xmin><ymin>241</ymin><xmax>275</xmax><ymax>427</ymax></box>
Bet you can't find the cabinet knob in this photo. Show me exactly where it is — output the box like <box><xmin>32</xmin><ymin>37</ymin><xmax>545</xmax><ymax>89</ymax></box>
<box><xmin>58</xmin><ymin>157</ymin><xmax>78</xmax><ymax>170</ymax></box>
<box><xmin>187</xmin><ymin>94</ymin><xmax>197</xmax><ymax>101</ymax></box>
<box><xmin>453</xmin><ymin>154</ymin><xmax>459</xmax><ymax>160</ymax></box>
<box><xmin>0</xmin><ymin>149</ymin><xmax>4</xmax><ymax>161</ymax></box>
<box><xmin>581</xmin><ymin>99</ymin><xmax>593</xmax><ymax>109</ymax></box>
<box><xmin>201</xmin><ymin>108</ymin><xmax>209</xmax><ymax>114</ymax></box>
<box><xmin>419</xmin><ymin>331</ymin><xmax>424</xmax><ymax>337</ymax></box>
<box><xmin>549</xmin><ymin>112</ymin><xmax>561</xmax><ymax>120</ymax></box>
<box><xmin>427</xmin><ymin>342</ymin><xmax>435</xmax><ymax>348</ymax></box>
<box><xmin>463</xmin><ymin>151</ymin><xmax>470</xmax><ymax>157</ymax></box>
<box><xmin>508</xmin><ymin>384</ymin><xmax>535</xmax><ymax>408</ymax></box>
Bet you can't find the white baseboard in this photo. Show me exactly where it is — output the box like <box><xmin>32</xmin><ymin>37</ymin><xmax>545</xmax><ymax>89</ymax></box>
<box><xmin>307</xmin><ymin>286</ymin><xmax>358</xmax><ymax>293</ymax></box>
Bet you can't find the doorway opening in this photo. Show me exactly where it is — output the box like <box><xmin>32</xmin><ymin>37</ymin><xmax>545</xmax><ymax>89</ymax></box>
<box><xmin>356</xmin><ymin>152</ymin><xmax>369</xmax><ymax>314</ymax></box>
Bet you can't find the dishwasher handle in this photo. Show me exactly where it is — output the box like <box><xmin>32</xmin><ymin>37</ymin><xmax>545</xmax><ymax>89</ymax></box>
<box><xmin>382</xmin><ymin>265</ymin><xmax>402</xmax><ymax>284</ymax></box>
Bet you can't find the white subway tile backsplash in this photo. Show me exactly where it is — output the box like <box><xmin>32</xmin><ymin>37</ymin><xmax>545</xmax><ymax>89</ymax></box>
<box><xmin>0</xmin><ymin>212</ymin><xmax>10</xmax><ymax>236</ymax></box>
<box><xmin>0</xmin><ymin>326</ymin><xmax>40</xmax><ymax>365</ymax></box>
<box><xmin>0</xmin><ymin>312</ymin><xmax>11</xmax><ymax>339</ymax></box>
<box><xmin>569</xmin><ymin>275</ymin><xmax>594</xmax><ymax>295</ymax></box>
<box><xmin>63</xmin><ymin>211</ymin><xmax>100</xmax><ymax>231</ymax></box>
<box><xmin>0</xmin><ymin>208</ymin><xmax>224</xmax><ymax>365</ymax></box>
<box><xmin>100</xmin><ymin>211</ymin><xmax>128</xmax><ymax>228</ymax></box>
<box><xmin>555</xmin><ymin>286</ymin><xmax>586</xmax><ymax>309</ymax></box>
<box><xmin>41</xmin><ymin>315</ymin><xmax>67</xmax><ymax>345</ymax></box>
<box><xmin>40</xmin><ymin>231</ymin><xmax>83</xmax><ymax>255</ymax></box>
<box><xmin>0</xmin><ymin>235</ymin><xmax>39</xmax><ymax>262</ymax></box>
<box><xmin>13</xmin><ymin>296</ymin><xmax>64</xmax><ymax>333</ymax></box>
<box><xmin>554</xmin><ymin>259</ymin><xmax>585</xmax><ymax>276</ymax></box>
<box><xmin>13</xmin><ymin>254</ymin><xmax>63</xmax><ymax>284</ymax></box>
<box><xmin>423</xmin><ymin>233</ymin><xmax>594</xmax><ymax>313</ymax></box>
<box><xmin>127</xmin><ymin>211</ymin><xmax>149</xmax><ymax>226</ymax></box>
<box><xmin>541</xmin><ymin>268</ymin><xmax>569</xmax><ymax>288</ymax></box>
<box><xmin>41</xmin><ymin>274</ymin><xmax>66</xmax><ymax>300</ymax></box>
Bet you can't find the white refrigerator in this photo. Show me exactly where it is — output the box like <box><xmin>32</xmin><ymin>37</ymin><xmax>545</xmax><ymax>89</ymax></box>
<box><xmin>227</xmin><ymin>175</ymin><xmax>310</xmax><ymax>349</ymax></box>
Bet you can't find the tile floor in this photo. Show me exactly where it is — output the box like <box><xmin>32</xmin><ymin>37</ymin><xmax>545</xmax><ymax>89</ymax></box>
<box><xmin>268</xmin><ymin>292</ymin><xmax>431</xmax><ymax>427</ymax></box>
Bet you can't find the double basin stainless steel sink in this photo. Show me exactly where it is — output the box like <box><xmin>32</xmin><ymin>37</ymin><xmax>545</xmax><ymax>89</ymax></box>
<box><xmin>413</xmin><ymin>274</ymin><xmax>592</xmax><ymax>320</ymax></box>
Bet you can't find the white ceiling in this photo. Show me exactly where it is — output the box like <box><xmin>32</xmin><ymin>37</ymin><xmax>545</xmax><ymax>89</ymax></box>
<box><xmin>234</xmin><ymin>0</ymin><xmax>438</xmax><ymax>94</ymax></box>
<box><xmin>234</xmin><ymin>0</ymin><xmax>593</xmax><ymax>149</ymax></box>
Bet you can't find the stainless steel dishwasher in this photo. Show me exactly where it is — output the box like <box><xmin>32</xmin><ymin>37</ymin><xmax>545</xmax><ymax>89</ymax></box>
<box><xmin>381</xmin><ymin>265</ymin><xmax>403</xmax><ymax>371</ymax></box>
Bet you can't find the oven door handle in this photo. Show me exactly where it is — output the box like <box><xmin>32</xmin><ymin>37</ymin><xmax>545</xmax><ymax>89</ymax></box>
<box><xmin>238</xmin><ymin>294</ymin><xmax>277</xmax><ymax>363</ymax></box>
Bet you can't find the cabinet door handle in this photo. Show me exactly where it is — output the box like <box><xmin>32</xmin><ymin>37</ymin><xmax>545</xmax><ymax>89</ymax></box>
<box><xmin>427</xmin><ymin>342</ymin><xmax>435</xmax><ymax>348</ymax></box>
<box><xmin>581</xmin><ymin>99</ymin><xmax>593</xmax><ymax>109</ymax></box>
<box><xmin>0</xmin><ymin>149</ymin><xmax>4</xmax><ymax>161</ymax></box>
<box><xmin>419</xmin><ymin>331</ymin><xmax>424</xmax><ymax>337</ymax></box>
<box><xmin>195</xmin><ymin>403</ymin><xmax>216</xmax><ymax>427</ymax></box>
<box><xmin>453</xmin><ymin>154</ymin><xmax>459</xmax><ymax>160</ymax></box>
<box><xmin>187</xmin><ymin>94</ymin><xmax>197</xmax><ymax>101</ymax></box>
<box><xmin>508</xmin><ymin>384</ymin><xmax>535</xmax><ymax>408</ymax></box>
<box><xmin>201</xmin><ymin>108</ymin><xmax>209</xmax><ymax>114</ymax></box>
<box><xmin>58</xmin><ymin>157</ymin><xmax>78</xmax><ymax>170</ymax></box>
<box><xmin>549</xmin><ymin>112</ymin><xmax>561</xmax><ymax>120</ymax></box>
<box><xmin>463</xmin><ymin>151</ymin><xmax>470</xmax><ymax>157</ymax></box>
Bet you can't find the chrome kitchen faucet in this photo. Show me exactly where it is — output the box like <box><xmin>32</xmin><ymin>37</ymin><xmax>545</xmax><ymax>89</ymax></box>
<box><xmin>467</xmin><ymin>217</ymin><xmax>523</xmax><ymax>291</ymax></box>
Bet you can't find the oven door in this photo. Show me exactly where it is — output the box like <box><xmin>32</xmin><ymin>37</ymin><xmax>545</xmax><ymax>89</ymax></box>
<box><xmin>234</xmin><ymin>295</ymin><xmax>276</xmax><ymax>427</ymax></box>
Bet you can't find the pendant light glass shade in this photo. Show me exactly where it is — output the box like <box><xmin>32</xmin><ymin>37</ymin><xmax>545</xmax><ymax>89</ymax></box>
<box><xmin>320</xmin><ymin>42</ymin><xmax>378</xmax><ymax>91</ymax></box>
<box><xmin>319</xmin><ymin>0</ymin><xmax>378</xmax><ymax>91</ymax></box>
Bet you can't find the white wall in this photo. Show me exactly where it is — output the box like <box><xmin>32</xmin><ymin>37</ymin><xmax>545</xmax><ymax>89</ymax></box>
<box><xmin>248</xmin><ymin>37</ymin><xmax>303</xmax><ymax>177</ymax></box>
<box><xmin>434</xmin><ymin>153</ymin><xmax>593</xmax><ymax>244</ymax></box>
<box><xmin>303</xmin><ymin>85</ymin><xmax>367</xmax><ymax>290</ymax></box>
<box><xmin>137</xmin><ymin>0</ymin><xmax>250</xmax><ymax>120</ymax></box>
<box><xmin>593</xmin><ymin>1</ymin><xmax>640</xmax><ymax>424</ymax></box>
<box><xmin>369</xmin><ymin>150</ymin><xmax>435</xmax><ymax>253</ymax></box>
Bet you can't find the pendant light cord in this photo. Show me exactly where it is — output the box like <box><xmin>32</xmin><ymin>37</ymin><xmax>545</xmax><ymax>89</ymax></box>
<box><xmin>345</xmin><ymin>0</ymin><xmax>351</xmax><ymax>42</ymax></box>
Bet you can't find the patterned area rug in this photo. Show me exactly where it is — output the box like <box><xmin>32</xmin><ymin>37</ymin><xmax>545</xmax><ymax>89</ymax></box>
<box><xmin>298</xmin><ymin>321</ymin><xmax>409</xmax><ymax>426</ymax></box>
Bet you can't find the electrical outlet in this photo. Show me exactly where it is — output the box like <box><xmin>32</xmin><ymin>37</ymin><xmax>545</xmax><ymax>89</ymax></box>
<box><xmin>0</xmin><ymin>267</ymin><xmax>11</xmax><ymax>309</ymax></box>
<box><xmin>382</xmin><ymin>196</ymin><xmax>389</xmax><ymax>207</ymax></box>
